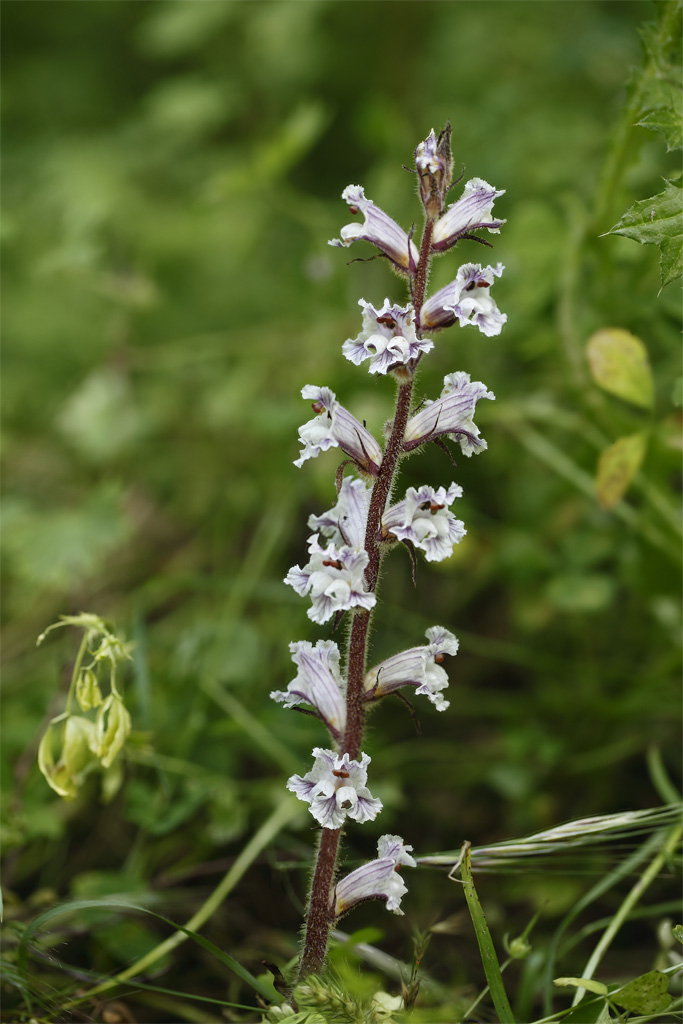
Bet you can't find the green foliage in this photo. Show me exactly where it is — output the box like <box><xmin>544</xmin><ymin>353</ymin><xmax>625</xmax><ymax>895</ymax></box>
<box><xmin>2</xmin><ymin>0</ymin><xmax>681</xmax><ymax>1021</ymax></box>
<box><xmin>605</xmin><ymin>0</ymin><xmax>683</xmax><ymax>289</ymax></box>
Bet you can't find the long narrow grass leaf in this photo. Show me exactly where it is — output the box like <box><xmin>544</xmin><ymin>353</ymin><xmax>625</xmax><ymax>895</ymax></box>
<box><xmin>460</xmin><ymin>842</ymin><xmax>516</xmax><ymax>1023</ymax></box>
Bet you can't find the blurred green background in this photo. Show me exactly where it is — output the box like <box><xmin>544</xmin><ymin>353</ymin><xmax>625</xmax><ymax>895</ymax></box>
<box><xmin>2</xmin><ymin>0</ymin><xmax>680</xmax><ymax>1017</ymax></box>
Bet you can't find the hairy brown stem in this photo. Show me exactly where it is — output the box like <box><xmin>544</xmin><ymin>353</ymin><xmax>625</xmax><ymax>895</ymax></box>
<box><xmin>297</xmin><ymin>826</ymin><xmax>340</xmax><ymax>980</ymax></box>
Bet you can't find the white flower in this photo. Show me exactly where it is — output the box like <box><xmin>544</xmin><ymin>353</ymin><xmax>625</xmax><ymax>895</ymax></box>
<box><xmin>308</xmin><ymin>476</ymin><xmax>371</xmax><ymax>550</ymax></box>
<box><xmin>432</xmin><ymin>177</ymin><xmax>505</xmax><ymax>252</ymax></box>
<box><xmin>382</xmin><ymin>483</ymin><xmax>465</xmax><ymax>562</ymax></box>
<box><xmin>342</xmin><ymin>299</ymin><xmax>433</xmax><ymax>375</ymax></box>
<box><xmin>284</xmin><ymin>534</ymin><xmax>376</xmax><ymax>624</ymax></box>
<box><xmin>329</xmin><ymin>185</ymin><xmax>420</xmax><ymax>274</ymax></box>
<box><xmin>295</xmin><ymin>385</ymin><xmax>382</xmax><ymax>476</ymax></box>
<box><xmin>333</xmin><ymin>834</ymin><xmax>416</xmax><ymax>916</ymax></box>
<box><xmin>421</xmin><ymin>262</ymin><xmax>506</xmax><ymax>337</ymax></box>
<box><xmin>270</xmin><ymin>640</ymin><xmax>346</xmax><ymax>739</ymax></box>
<box><xmin>364</xmin><ymin>626</ymin><xmax>459</xmax><ymax>711</ymax></box>
<box><xmin>287</xmin><ymin>748</ymin><xmax>383</xmax><ymax>829</ymax></box>
<box><xmin>403</xmin><ymin>371</ymin><xmax>495</xmax><ymax>457</ymax></box>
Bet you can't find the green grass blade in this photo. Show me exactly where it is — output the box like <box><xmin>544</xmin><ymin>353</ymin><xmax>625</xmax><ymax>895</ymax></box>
<box><xmin>460</xmin><ymin>842</ymin><xmax>516</xmax><ymax>1023</ymax></box>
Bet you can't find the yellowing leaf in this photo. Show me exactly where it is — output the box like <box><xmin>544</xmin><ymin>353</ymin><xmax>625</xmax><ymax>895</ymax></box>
<box><xmin>554</xmin><ymin>977</ymin><xmax>609</xmax><ymax>996</ymax></box>
<box><xmin>596</xmin><ymin>433</ymin><xmax>647</xmax><ymax>509</ymax></box>
<box><xmin>586</xmin><ymin>329</ymin><xmax>654</xmax><ymax>408</ymax></box>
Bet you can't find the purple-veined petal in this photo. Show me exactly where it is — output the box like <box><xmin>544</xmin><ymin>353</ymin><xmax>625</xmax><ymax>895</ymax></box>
<box><xmin>332</xmin><ymin>834</ymin><xmax>416</xmax><ymax>916</ymax></box>
<box><xmin>308</xmin><ymin>476</ymin><xmax>372</xmax><ymax>550</ymax></box>
<box><xmin>270</xmin><ymin>640</ymin><xmax>346</xmax><ymax>738</ymax></box>
<box><xmin>364</xmin><ymin>625</ymin><xmax>459</xmax><ymax>711</ymax></box>
<box><xmin>432</xmin><ymin>178</ymin><xmax>505</xmax><ymax>252</ymax></box>
<box><xmin>295</xmin><ymin>385</ymin><xmax>382</xmax><ymax>476</ymax></box>
<box><xmin>329</xmin><ymin>185</ymin><xmax>419</xmax><ymax>274</ymax></box>
<box><xmin>403</xmin><ymin>372</ymin><xmax>495</xmax><ymax>457</ymax></box>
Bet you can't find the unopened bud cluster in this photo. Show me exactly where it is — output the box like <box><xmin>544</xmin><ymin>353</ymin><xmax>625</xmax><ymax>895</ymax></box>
<box><xmin>278</xmin><ymin>124</ymin><xmax>506</xmax><ymax>977</ymax></box>
<box><xmin>37</xmin><ymin>613</ymin><xmax>133</xmax><ymax>800</ymax></box>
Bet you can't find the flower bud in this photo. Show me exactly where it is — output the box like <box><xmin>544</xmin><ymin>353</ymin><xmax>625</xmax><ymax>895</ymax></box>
<box><xmin>76</xmin><ymin>668</ymin><xmax>103</xmax><ymax>711</ymax></box>
<box><xmin>95</xmin><ymin>693</ymin><xmax>132</xmax><ymax>768</ymax></box>
<box><xmin>38</xmin><ymin>715</ymin><xmax>99</xmax><ymax>799</ymax></box>
<box><xmin>415</xmin><ymin>123</ymin><xmax>454</xmax><ymax>219</ymax></box>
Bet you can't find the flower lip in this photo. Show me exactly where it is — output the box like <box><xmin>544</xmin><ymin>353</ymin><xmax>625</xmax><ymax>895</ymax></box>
<box><xmin>442</xmin><ymin>262</ymin><xmax>507</xmax><ymax>337</ymax></box>
<box><xmin>382</xmin><ymin>483</ymin><xmax>465</xmax><ymax>563</ymax></box>
<box><xmin>343</xmin><ymin>298</ymin><xmax>434</xmax><ymax>376</ymax></box>
<box><xmin>284</xmin><ymin>534</ymin><xmax>376</xmax><ymax>624</ymax></box>
<box><xmin>421</xmin><ymin>262</ymin><xmax>505</xmax><ymax>335</ymax></box>
<box><xmin>287</xmin><ymin>748</ymin><xmax>383</xmax><ymax>829</ymax></box>
<box><xmin>329</xmin><ymin>185</ymin><xmax>420</xmax><ymax>275</ymax></box>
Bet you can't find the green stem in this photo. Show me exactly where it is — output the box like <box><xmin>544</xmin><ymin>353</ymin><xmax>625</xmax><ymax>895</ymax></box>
<box><xmin>64</xmin><ymin>631</ymin><xmax>90</xmax><ymax>715</ymax></box>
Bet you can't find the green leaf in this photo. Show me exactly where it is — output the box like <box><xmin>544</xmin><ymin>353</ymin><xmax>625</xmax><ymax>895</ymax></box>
<box><xmin>554</xmin><ymin>977</ymin><xmax>609</xmax><ymax>997</ymax></box>
<box><xmin>586</xmin><ymin>328</ymin><xmax>654</xmax><ymax>408</ymax></box>
<box><xmin>638</xmin><ymin>107</ymin><xmax>683</xmax><ymax>152</ymax></box>
<box><xmin>610</xmin><ymin>969</ymin><xmax>672</xmax><ymax>1013</ymax></box>
<box><xmin>596</xmin><ymin>432</ymin><xmax>647</xmax><ymax>509</ymax></box>
<box><xmin>560</xmin><ymin>1000</ymin><xmax>614</xmax><ymax>1024</ymax></box>
<box><xmin>607</xmin><ymin>179</ymin><xmax>683</xmax><ymax>289</ymax></box>
<box><xmin>673</xmin><ymin>923</ymin><xmax>683</xmax><ymax>943</ymax></box>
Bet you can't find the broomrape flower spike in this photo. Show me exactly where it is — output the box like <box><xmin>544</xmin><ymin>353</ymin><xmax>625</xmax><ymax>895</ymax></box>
<box><xmin>287</xmin><ymin>748</ymin><xmax>383</xmax><ymax>829</ymax></box>
<box><xmin>280</xmin><ymin>124</ymin><xmax>506</xmax><ymax>981</ymax></box>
